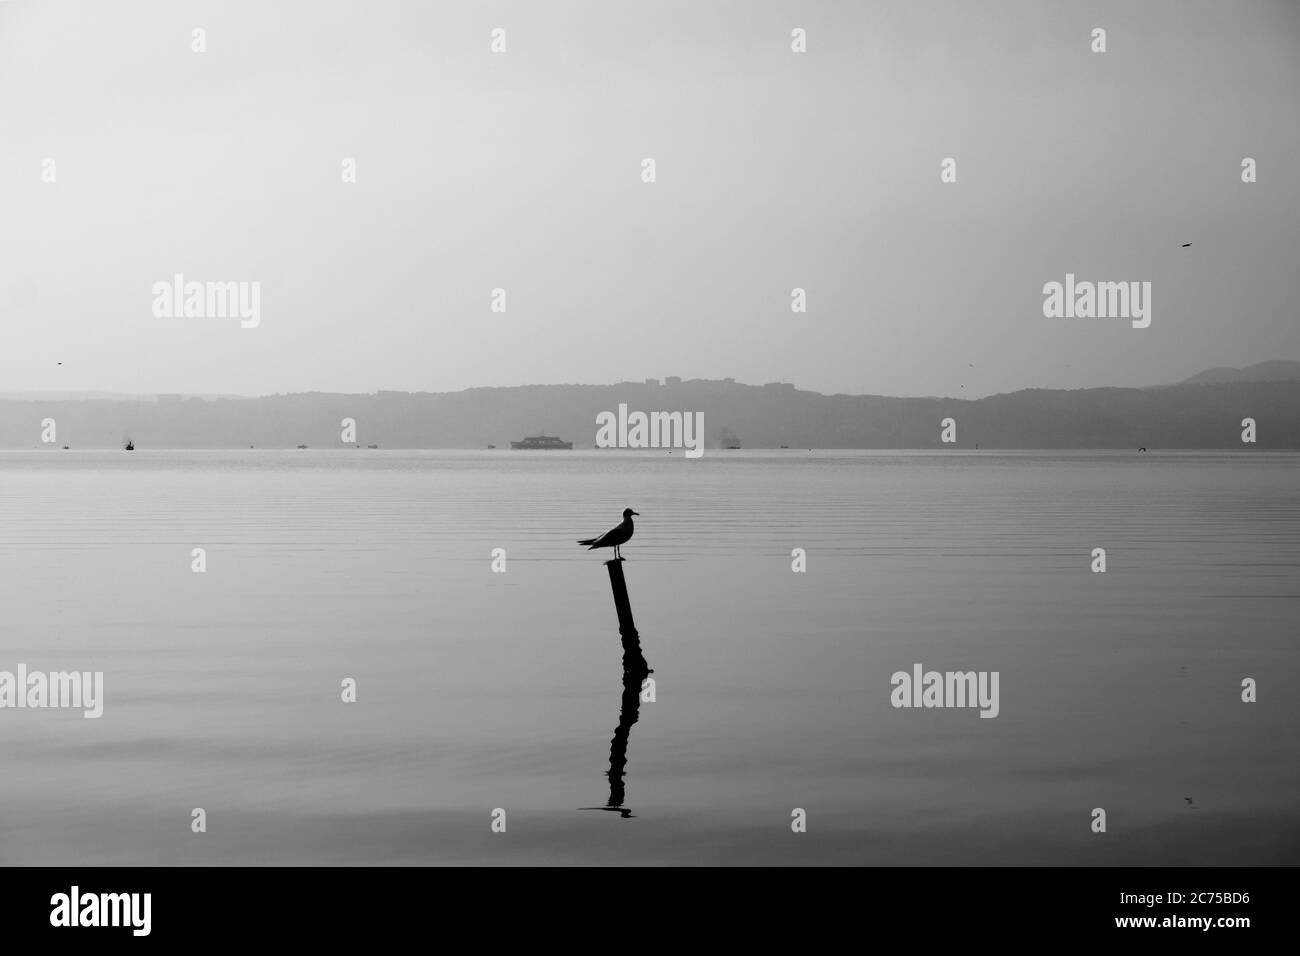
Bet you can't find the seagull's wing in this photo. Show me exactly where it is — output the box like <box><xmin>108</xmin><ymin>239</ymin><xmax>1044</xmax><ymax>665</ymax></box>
<box><xmin>578</xmin><ymin>525</ymin><xmax>615</xmax><ymax>548</ymax></box>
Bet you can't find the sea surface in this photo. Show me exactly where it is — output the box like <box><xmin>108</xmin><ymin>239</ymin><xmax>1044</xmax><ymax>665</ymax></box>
<box><xmin>0</xmin><ymin>449</ymin><xmax>1297</xmax><ymax>866</ymax></box>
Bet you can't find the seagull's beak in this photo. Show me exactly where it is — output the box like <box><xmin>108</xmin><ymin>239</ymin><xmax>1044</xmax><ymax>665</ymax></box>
<box><xmin>631</xmin><ymin>511</ymin><xmax>640</xmax><ymax>516</ymax></box>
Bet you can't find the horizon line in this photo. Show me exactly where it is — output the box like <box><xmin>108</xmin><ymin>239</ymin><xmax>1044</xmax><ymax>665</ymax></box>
<box><xmin>1</xmin><ymin>359</ymin><xmax>1297</xmax><ymax>403</ymax></box>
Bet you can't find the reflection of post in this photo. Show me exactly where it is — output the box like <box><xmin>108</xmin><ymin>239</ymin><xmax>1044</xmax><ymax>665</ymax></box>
<box><xmin>606</xmin><ymin>657</ymin><xmax>643</xmax><ymax>814</ymax></box>
<box><xmin>596</xmin><ymin>558</ymin><xmax>652</xmax><ymax>817</ymax></box>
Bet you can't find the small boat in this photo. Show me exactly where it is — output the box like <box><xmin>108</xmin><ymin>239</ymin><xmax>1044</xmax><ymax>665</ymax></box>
<box><xmin>367</xmin><ymin>444</ymin><xmax>379</xmax><ymax>449</ymax></box>
<box><xmin>297</xmin><ymin>444</ymin><xmax>308</xmax><ymax>449</ymax></box>
<box><xmin>487</xmin><ymin>444</ymin><xmax>496</xmax><ymax>449</ymax></box>
<box><xmin>510</xmin><ymin>435</ymin><xmax>573</xmax><ymax>450</ymax></box>
<box><xmin>124</xmin><ymin>438</ymin><xmax>135</xmax><ymax>451</ymax></box>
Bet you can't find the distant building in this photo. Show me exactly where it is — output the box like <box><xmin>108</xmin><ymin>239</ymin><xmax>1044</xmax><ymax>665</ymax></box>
<box><xmin>723</xmin><ymin>377</ymin><xmax>735</xmax><ymax>384</ymax></box>
<box><xmin>665</xmin><ymin>376</ymin><xmax>682</xmax><ymax>386</ymax></box>
<box><xmin>157</xmin><ymin>394</ymin><xmax>183</xmax><ymax>402</ymax></box>
<box><xmin>645</xmin><ymin>378</ymin><xmax>660</xmax><ymax>386</ymax></box>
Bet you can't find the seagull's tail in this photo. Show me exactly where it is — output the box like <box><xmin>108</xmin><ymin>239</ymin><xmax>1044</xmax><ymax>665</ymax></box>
<box><xmin>577</xmin><ymin>538</ymin><xmax>597</xmax><ymax>546</ymax></box>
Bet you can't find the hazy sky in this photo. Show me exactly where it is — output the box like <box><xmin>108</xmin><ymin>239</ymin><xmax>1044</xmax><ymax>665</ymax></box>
<box><xmin>2</xmin><ymin>0</ymin><xmax>1297</xmax><ymax>398</ymax></box>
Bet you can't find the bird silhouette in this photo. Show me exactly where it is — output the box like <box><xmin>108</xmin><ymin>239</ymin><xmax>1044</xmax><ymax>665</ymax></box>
<box><xmin>578</xmin><ymin>509</ymin><xmax>638</xmax><ymax>560</ymax></box>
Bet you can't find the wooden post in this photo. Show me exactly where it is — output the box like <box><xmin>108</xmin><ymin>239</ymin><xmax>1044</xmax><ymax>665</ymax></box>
<box><xmin>605</xmin><ymin>558</ymin><xmax>637</xmax><ymax>639</ymax></box>
<box><xmin>606</xmin><ymin>558</ymin><xmax>651</xmax><ymax>675</ymax></box>
<box><xmin>588</xmin><ymin>559</ymin><xmax>652</xmax><ymax>815</ymax></box>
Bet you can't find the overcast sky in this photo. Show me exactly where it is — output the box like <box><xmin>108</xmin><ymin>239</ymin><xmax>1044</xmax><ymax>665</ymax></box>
<box><xmin>1</xmin><ymin>0</ymin><xmax>1297</xmax><ymax>398</ymax></box>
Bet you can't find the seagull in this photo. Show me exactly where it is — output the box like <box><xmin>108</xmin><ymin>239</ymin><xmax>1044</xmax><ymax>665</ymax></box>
<box><xmin>578</xmin><ymin>508</ymin><xmax>638</xmax><ymax>560</ymax></box>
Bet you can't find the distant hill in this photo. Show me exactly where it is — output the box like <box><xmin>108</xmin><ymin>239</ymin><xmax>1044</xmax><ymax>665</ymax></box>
<box><xmin>2</xmin><ymin>376</ymin><xmax>1298</xmax><ymax>449</ymax></box>
<box><xmin>1178</xmin><ymin>360</ymin><xmax>1300</xmax><ymax>386</ymax></box>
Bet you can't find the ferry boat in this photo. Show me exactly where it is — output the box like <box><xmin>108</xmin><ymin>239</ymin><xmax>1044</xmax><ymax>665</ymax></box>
<box><xmin>510</xmin><ymin>435</ymin><xmax>573</xmax><ymax>450</ymax></box>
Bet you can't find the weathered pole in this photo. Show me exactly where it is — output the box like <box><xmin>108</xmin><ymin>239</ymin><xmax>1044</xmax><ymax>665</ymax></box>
<box><xmin>601</xmin><ymin>558</ymin><xmax>651</xmax><ymax>815</ymax></box>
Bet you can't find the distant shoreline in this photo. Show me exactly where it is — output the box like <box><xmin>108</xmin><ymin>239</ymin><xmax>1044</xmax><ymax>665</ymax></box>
<box><xmin>3</xmin><ymin>447</ymin><xmax>1297</xmax><ymax>455</ymax></box>
<box><xmin>2</xmin><ymin>371</ymin><xmax>1298</xmax><ymax>451</ymax></box>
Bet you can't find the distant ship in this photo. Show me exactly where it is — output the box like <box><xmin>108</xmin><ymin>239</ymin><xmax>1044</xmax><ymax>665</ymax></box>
<box><xmin>297</xmin><ymin>443</ymin><xmax>308</xmax><ymax>449</ymax></box>
<box><xmin>510</xmin><ymin>435</ymin><xmax>573</xmax><ymax>450</ymax></box>
<box><xmin>123</xmin><ymin>438</ymin><xmax>135</xmax><ymax>451</ymax></box>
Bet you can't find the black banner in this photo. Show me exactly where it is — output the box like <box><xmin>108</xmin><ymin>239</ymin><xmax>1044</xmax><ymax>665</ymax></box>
<box><xmin>1</xmin><ymin>866</ymin><xmax>1284</xmax><ymax>943</ymax></box>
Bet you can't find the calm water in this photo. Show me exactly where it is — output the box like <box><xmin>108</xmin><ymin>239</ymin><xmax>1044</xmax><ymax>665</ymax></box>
<box><xmin>1</xmin><ymin>449</ymin><xmax>1297</xmax><ymax>865</ymax></box>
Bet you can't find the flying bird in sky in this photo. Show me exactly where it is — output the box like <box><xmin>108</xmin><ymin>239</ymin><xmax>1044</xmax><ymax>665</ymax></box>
<box><xmin>578</xmin><ymin>508</ymin><xmax>638</xmax><ymax>560</ymax></box>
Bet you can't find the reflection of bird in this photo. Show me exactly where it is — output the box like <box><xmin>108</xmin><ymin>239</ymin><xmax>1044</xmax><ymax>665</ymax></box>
<box><xmin>578</xmin><ymin>509</ymin><xmax>638</xmax><ymax>560</ymax></box>
<box><xmin>580</xmin><ymin>805</ymin><xmax>635</xmax><ymax>818</ymax></box>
